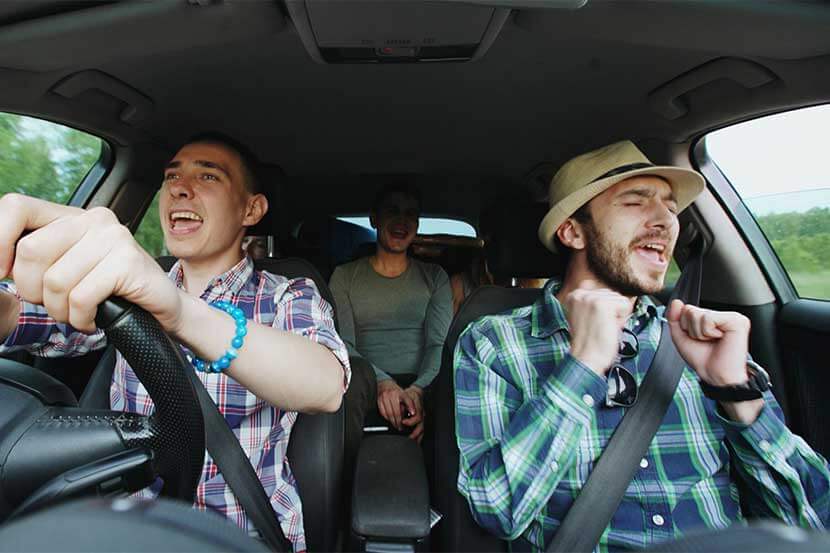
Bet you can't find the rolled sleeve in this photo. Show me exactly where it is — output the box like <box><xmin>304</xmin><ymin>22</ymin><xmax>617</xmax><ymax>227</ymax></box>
<box><xmin>276</xmin><ymin>277</ymin><xmax>351</xmax><ymax>390</ymax></box>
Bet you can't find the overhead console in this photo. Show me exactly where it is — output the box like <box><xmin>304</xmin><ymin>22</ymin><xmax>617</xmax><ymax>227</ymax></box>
<box><xmin>285</xmin><ymin>0</ymin><xmax>586</xmax><ymax>64</ymax></box>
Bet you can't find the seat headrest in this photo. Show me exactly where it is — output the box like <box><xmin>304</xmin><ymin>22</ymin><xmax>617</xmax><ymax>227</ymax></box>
<box><xmin>481</xmin><ymin>200</ymin><xmax>564</xmax><ymax>282</ymax></box>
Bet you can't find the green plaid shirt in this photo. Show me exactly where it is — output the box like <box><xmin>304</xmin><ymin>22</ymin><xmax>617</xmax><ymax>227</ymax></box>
<box><xmin>454</xmin><ymin>279</ymin><xmax>830</xmax><ymax>551</ymax></box>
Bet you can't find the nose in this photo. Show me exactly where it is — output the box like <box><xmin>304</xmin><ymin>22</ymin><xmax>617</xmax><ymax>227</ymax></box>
<box><xmin>647</xmin><ymin>198</ymin><xmax>676</xmax><ymax>230</ymax></box>
<box><xmin>167</xmin><ymin>176</ymin><xmax>194</xmax><ymax>200</ymax></box>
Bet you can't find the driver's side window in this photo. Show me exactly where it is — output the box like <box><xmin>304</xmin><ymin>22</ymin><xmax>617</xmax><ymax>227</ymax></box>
<box><xmin>0</xmin><ymin>112</ymin><xmax>103</xmax><ymax>205</ymax></box>
<box><xmin>0</xmin><ymin>112</ymin><xmax>105</xmax><ymax>285</ymax></box>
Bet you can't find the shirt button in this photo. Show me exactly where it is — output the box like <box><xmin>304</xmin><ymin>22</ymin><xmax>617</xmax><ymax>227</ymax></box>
<box><xmin>582</xmin><ymin>394</ymin><xmax>595</xmax><ymax>407</ymax></box>
<box><xmin>551</xmin><ymin>461</ymin><xmax>559</xmax><ymax>471</ymax></box>
<box><xmin>652</xmin><ymin>514</ymin><xmax>665</xmax><ymax>526</ymax></box>
<box><xmin>759</xmin><ymin>440</ymin><xmax>771</xmax><ymax>452</ymax></box>
<box><xmin>640</xmin><ymin>458</ymin><xmax>649</xmax><ymax>469</ymax></box>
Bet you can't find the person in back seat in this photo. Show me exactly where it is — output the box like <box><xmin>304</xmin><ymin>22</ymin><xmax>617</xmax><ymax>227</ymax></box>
<box><xmin>331</xmin><ymin>183</ymin><xmax>452</xmax><ymax>456</ymax></box>
<box><xmin>454</xmin><ymin>141</ymin><xmax>830</xmax><ymax>551</ymax></box>
<box><xmin>0</xmin><ymin>133</ymin><xmax>350</xmax><ymax>552</ymax></box>
<box><xmin>449</xmin><ymin>249</ymin><xmax>493</xmax><ymax>314</ymax></box>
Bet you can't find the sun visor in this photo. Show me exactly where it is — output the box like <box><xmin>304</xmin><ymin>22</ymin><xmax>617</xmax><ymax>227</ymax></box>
<box><xmin>285</xmin><ymin>0</ymin><xmax>514</xmax><ymax>64</ymax></box>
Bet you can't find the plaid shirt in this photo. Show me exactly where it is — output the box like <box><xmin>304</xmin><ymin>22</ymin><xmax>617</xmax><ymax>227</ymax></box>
<box><xmin>454</xmin><ymin>279</ymin><xmax>830</xmax><ymax>552</ymax></box>
<box><xmin>0</xmin><ymin>256</ymin><xmax>350</xmax><ymax>552</ymax></box>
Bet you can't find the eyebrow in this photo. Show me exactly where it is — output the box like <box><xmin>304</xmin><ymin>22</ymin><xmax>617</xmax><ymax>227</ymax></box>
<box><xmin>164</xmin><ymin>159</ymin><xmax>232</xmax><ymax>180</ymax></box>
<box><xmin>618</xmin><ymin>187</ymin><xmax>677</xmax><ymax>204</ymax></box>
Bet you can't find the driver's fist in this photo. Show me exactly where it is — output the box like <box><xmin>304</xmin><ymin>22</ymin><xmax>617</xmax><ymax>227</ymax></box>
<box><xmin>0</xmin><ymin>193</ymin><xmax>181</xmax><ymax>334</ymax></box>
<box><xmin>563</xmin><ymin>280</ymin><xmax>632</xmax><ymax>375</ymax></box>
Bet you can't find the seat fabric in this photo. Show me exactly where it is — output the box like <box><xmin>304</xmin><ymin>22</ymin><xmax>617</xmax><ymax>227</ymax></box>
<box><xmin>431</xmin><ymin>285</ymin><xmax>541</xmax><ymax>552</ymax></box>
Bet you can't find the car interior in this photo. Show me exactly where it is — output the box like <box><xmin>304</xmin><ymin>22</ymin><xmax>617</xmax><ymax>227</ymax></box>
<box><xmin>1</xmin><ymin>0</ymin><xmax>830</xmax><ymax>551</ymax></box>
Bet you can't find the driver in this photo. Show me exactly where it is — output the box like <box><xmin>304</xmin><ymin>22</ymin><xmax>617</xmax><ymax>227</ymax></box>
<box><xmin>0</xmin><ymin>133</ymin><xmax>350</xmax><ymax>552</ymax></box>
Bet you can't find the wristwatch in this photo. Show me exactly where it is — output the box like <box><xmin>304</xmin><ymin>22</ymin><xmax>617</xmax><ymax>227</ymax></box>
<box><xmin>699</xmin><ymin>360</ymin><xmax>772</xmax><ymax>402</ymax></box>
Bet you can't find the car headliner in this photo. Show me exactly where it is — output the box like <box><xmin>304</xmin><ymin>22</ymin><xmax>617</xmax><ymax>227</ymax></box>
<box><xmin>0</xmin><ymin>0</ymin><xmax>829</xmax><ymax>221</ymax></box>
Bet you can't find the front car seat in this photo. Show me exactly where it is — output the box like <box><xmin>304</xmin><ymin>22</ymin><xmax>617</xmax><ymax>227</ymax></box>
<box><xmin>431</xmin><ymin>199</ymin><xmax>560</xmax><ymax>551</ymax></box>
<box><xmin>431</xmin><ymin>285</ymin><xmax>541</xmax><ymax>552</ymax></box>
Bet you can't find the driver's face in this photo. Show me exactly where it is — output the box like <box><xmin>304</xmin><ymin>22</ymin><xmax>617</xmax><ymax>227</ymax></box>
<box><xmin>159</xmin><ymin>142</ymin><xmax>253</xmax><ymax>262</ymax></box>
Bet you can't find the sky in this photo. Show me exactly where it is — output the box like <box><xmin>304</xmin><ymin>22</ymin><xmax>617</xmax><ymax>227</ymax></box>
<box><xmin>705</xmin><ymin>103</ymin><xmax>830</xmax><ymax>215</ymax></box>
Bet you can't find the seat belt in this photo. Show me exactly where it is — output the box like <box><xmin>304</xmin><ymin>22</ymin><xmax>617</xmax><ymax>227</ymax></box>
<box><xmin>546</xmin><ymin>238</ymin><xmax>704</xmax><ymax>553</ymax></box>
<box><xmin>184</xmin><ymin>369</ymin><xmax>294</xmax><ymax>553</ymax></box>
<box><xmin>80</xmin><ymin>345</ymin><xmax>293</xmax><ymax>552</ymax></box>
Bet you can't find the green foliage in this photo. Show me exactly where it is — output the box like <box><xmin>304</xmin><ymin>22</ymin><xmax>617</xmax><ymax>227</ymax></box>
<box><xmin>755</xmin><ymin>207</ymin><xmax>830</xmax><ymax>299</ymax></box>
<box><xmin>0</xmin><ymin>112</ymin><xmax>101</xmax><ymax>204</ymax></box>
<box><xmin>134</xmin><ymin>192</ymin><xmax>167</xmax><ymax>258</ymax></box>
<box><xmin>0</xmin><ymin>111</ymin><xmax>166</xmax><ymax>257</ymax></box>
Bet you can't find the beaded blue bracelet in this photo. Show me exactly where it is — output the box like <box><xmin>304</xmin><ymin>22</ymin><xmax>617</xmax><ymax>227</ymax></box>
<box><xmin>191</xmin><ymin>300</ymin><xmax>247</xmax><ymax>374</ymax></box>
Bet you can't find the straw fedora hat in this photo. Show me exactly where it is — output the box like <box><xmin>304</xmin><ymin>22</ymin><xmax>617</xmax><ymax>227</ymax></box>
<box><xmin>538</xmin><ymin>140</ymin><xmax>705</xmax><ymax>252</ymax></box>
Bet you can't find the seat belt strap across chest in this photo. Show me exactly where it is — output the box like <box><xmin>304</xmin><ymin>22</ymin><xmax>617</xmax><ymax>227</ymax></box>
<box><xmin>546</xmin><ymin>239</ymin><xmax>703</xmax><ymax>553</ymax></box>
<box><xmin>185</xmin><ymin>368</ymin><xmax>293</xmax><ymax>553</ymax></box>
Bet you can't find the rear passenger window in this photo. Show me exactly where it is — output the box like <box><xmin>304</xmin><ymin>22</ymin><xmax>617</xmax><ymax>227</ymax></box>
<box><xmin>703</xmin><ymin>105</ymin><xmax>830</xmax><ymax>301</ymax></box>
<box><xmin>338</xmin><ymin>216</ymin><xmax>476</xmax><ymax>237</ymax></box>
<box><xmin>0</xmin><ymin>112</ymin><xmax>103</xmax><ymax>204</ymax></box>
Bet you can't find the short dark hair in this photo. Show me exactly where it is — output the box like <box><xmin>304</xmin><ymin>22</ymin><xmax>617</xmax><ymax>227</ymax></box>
<box><xmin>371</xmin><ymin>182</ymin><xmax>422</xmax><ymax>214</ymax></box>
<box><xmin>185</xmin><ymin>132</ymin><xmax>262</xmax><ymax>195</ymax></box>
<box><xmin>553</xmin><ymin>202</ymin><xmax>592</xmax><ymax>265</ymax></box>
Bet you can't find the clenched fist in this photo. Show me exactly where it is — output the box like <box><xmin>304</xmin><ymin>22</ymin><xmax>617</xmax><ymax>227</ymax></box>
<box><xmin>666</xmin><ymin>299</ymin><xmax>750</xmax><ymax>386</ymax></box>
<box><xmin>562</xmin><ymin>280</ymin><xmax>635</xmax><ymax>375</ymax></box>
<box><xmin>0</xmin><ymin>193</ymin><xmax>182</xmax><ymax>334</ymax></box>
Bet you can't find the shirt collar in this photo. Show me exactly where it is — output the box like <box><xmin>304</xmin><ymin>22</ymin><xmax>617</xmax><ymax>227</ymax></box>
<box><xmin>531</xmin><ymin>278</ymin><xmax>659</xmax><ymax>339</ymax></box>
<box><xmin>167</xmin><ymin>256</ymin><xmax>254</xmax><ymax>297</ymax></box>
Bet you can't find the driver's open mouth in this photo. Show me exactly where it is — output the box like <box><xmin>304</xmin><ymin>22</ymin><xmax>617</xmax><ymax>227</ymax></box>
<box><xmin>169</xmin><ymin>210</ymin><xmax>204</xmax><ymax>235</ymax></box>
<box><xmin>634</xmin><ymin>242</ymin><xmax>668</xmax><ymax>266</ymax></box>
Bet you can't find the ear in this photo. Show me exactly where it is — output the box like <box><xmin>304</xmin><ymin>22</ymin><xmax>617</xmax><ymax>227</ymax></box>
<box><xmin>369</xmin><ymin>210</ymin><xmax>377</xmax><ymax>229</ymax></box>
<box><xmin>242</xmin><ymin>193</ymin><xmax>268</xmax><ymax>227</ymax></box>
<box><xmin>556</xmin><ymin>218</ymin><xmax>586</xmax><ymax>251</ymax></box>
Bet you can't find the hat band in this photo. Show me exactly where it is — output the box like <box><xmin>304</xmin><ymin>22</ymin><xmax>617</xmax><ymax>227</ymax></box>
<box><xmin>590</xmin><ymin>162</ymin><xmax>654</xmax><ymax>183</ymax></box>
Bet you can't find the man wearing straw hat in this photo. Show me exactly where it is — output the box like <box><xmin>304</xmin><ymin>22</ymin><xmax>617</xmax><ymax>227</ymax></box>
<box><xmin>454</xmin><ymin>141</ymin><xmax>830</xmax><ymax>551</ymax></box>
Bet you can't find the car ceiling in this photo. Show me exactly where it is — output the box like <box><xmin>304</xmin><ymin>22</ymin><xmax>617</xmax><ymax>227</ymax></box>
<box><xmin>0</xmin><ymin>0</ymin><xmax>829</xmax><ymax>220</ymax></box>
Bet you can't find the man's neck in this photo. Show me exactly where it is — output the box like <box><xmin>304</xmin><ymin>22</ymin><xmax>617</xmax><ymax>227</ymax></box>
<box><xmin>179</xmin><ymin>251</ymin><xmax>245</xmax><ymax>296</ymax></box>
<box><xmin>556</xmin><ymin>262</ymin><xmax>637</xmax><ymax>316</ymax></box>
<box><xmin>370</xmin><ymin>247</ymin><xmax>409</xmax><ymax>278</ymax></box>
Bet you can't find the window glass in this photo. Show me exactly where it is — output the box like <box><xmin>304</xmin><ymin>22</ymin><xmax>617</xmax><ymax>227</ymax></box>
<box><xmin>338</xmin><ymin>216</ymin><xmax>476</xmax><ymax>237</ymax></box>
<box><xmin>664</xmin><ymin>258</ymin><xmax>680</xmax><ymax>288</ymax></box>
<box><xmin>705</xmin><ymin>104</ymin><xmax>830</xmax><ymax>300</ymax></box>
<box><xmin>0</xmin><ymin>112</ymin><xmax>102</xmax><ymax>204</ymax></box>
<box><xmin>134</xmin><ymin>191</ymin><xmax>167</xmax><ymax>258</ymax></box>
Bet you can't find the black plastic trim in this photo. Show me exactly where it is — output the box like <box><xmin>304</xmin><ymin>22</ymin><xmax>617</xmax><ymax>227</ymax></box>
<box><xmin>781</xmin><ymin>298</ymin><xmax>830</xmax><ymax>335</ymax></box>
<box><xmin>10</xmin><ymin>448</ymin><xmax>153</xmax><ymax>520</ymax></box>
<box><xmin>68</xmin><ymin>139</ymin><xmax>114</xmax><ymax>208</ymax></box>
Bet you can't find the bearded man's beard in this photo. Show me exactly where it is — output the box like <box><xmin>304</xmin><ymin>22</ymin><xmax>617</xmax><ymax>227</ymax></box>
<box><xmin>582</xmin><ymin>221</ymin><xmax>665</xmax><ymax>297</ymax></box>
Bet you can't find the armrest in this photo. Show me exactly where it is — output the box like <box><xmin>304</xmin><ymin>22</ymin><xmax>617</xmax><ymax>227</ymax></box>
<box><xmin>351</xmin><ymin>435</ymin><xmax>430</xmax><ymax>540</ymax></box>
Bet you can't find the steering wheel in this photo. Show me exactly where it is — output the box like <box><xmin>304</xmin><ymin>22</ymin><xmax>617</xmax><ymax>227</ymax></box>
<box><xmin>0</xmin><ymin>298</ymin><xmax>205</xmax><ymax>520</ymax></box>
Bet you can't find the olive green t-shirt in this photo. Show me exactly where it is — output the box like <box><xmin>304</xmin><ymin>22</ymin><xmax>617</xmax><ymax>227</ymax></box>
<box><xmin>329</xmin><ymin>256</ymin><xmax>452</xmax><ymax>389</ymax></box>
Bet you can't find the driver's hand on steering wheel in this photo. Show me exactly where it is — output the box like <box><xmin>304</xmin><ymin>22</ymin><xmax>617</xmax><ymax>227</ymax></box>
<box><xmin>0</xmin><ymin>194</ymin><xmax>182</xmax><ymax>334</ymax></box>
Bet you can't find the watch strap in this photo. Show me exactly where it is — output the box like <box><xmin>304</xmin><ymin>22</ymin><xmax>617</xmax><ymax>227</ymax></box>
<box><xmin>699</xmin><ymin>360</ymin><xmax>771</xmax><ymax>402</ymax></box>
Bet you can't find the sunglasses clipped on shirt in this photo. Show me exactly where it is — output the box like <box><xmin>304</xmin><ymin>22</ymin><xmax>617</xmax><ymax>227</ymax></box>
<box><xmin>606</xmin><ymin>329</ymin><xmax>639</xmax><ymax>408</ymax></box>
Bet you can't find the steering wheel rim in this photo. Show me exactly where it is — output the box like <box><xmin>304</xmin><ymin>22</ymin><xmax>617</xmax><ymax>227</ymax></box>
<box><xmin>0</xmin><ymin>298</ymin><xmax>204</xmax><ymax>518</ymax></box>
<box><xmin>95</xmin><ymin>298</ymin><xmax>205</xmax><ymax>501</ymax></box>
